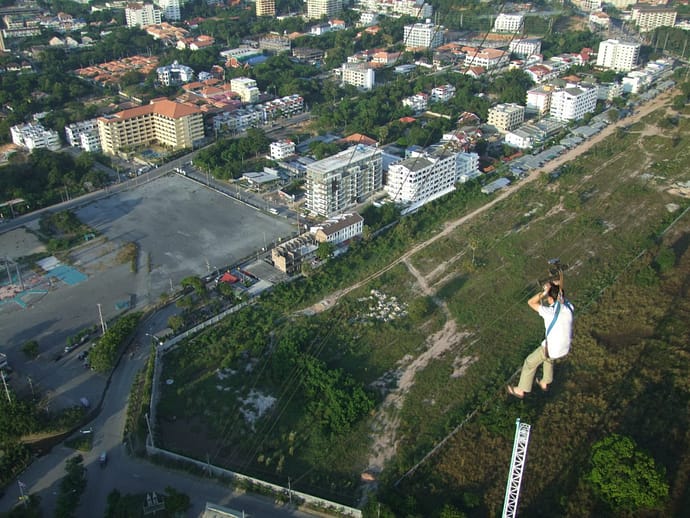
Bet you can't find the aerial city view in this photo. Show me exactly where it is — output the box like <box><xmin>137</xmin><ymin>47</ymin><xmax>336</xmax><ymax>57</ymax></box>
<box><xmin>1</xmin><ymin>0</ymin><xmax>690</xmax><ymax>516</ymax></box>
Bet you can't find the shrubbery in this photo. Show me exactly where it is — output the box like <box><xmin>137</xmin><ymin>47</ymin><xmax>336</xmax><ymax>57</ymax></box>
<box><xmin>89</xmin><ymin>313</ymin><xmax>141</xmax><ymax>373</ymax></box>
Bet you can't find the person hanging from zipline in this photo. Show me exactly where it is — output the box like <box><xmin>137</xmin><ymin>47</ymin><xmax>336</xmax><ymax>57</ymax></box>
<box><xmin>507</xmin><ymin>266</ymin><xmax>574</xmax><ymax>399</ymax></box>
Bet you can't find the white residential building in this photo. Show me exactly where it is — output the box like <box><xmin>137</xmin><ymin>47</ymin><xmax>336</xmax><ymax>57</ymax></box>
<box><xmin>493</xmin><ymin>13</ymin><xmax>524</xmax><ymax>33</ymax></box>
<box><xmin>306</xmin><ymin>145</ymin><xmax>382</xmax><ymax>216</ymax></box>
<box><xmin>596</xmin><ymin>39</ymin><xmax>640</xmax><ymax>72</ymax></box>
<box><xmin>549</xmin><ymin>83</ymin><xmax>598</xmax><ymax>122</ymax></box>
<box><xmin>403</xmin><ymin>21</ymin><xmax>444</xmax><ymax>50</ymax></box>
<box><xmin>631</xmin><ymin>5</ymin><xmax>677</xmax><ymax>33</ymax></box>
<box><xmin>386</xmin><ymin>148</ymin><xmax>479</xmax><ymax>205</ymax></box>
<box><xmin>156</xmin><ymin>61</ymin><xmax>194</xmax><ymax>86</ymax></box>
<box><xmin>341</xmin><ymin>63</ymin><xmax>375</xmax><ymax>90</ymax></box>
<box><xmin>402</xmin><ymin>93</ymin><xmax>428</xmax><ymax>112</ymax></box>
<box><xmin>462</xmin><ymin>46</ymin><xmax>510</xmax><ymax>69</ymax></box>
<box><xmin>125</xmin><ymin>3</ymin><xmax>161</xmax><ymax>28</ymax></box>
<box><xmin>572</xmin><ymin>0</ymin><xmax>602</xmax><ymax>11</ymax></box>
<box><xmin>622</xmin><ymin>70</ymin><xmax>652</xmax><ymax>94</ymax></box>
<box><xmin>65</xmin><ymin>119</ymin><xmax>101</xmax><ymax>152</ymax></box>
<box><xmin>597</xmin><ymin>82</ymin><xmax>623</xmax><ymax>101</ymax></box>
<box><xmin>430</xmin><ymin>84</ymin><xmax>455</xmax><ymax>103</ymax></box>
<box><xmin>509</xmin><ymin>38</ymin><xmax>541</xmax><ymax>58</ymax></box>
<box><xmin>156</xmin><ymin>0</ymin><xmax>182</xmax><ymax>21</ymax></box>
<box><xmin>306</xmin><ymin>0</ymin><xmax>342</xmax><ymax>19</ymax></box>
<box><xmin>270</xmin><ymin>139</ymin><xmax>295</xmax><ymax>160</ymax></box>
<box><xmin>488</xmin><ymin>103</ymin><xmax>525</xmax><ymax>132</ymax></box>
<box><xmin>11</xmin><ymin>123</ymin><xmax>61</xmax><ymax>151</ymax></box>
<box><xmin>230</xmin><ymin>77</ymin><xmax>260</xmax><ymax>103</ymax></box>
<box><xmin>311</xmin><ymin>213</ymin><xmax>364</xmax><ymax>244</ymax></box>
<box><xmin>589</xmin><ymin>11</ymin><xmax>610</xmax><ymax>30</ymax></box>
<box><xmin>356</xmin><ymin>0</ymin><xmax>432</xmax><ymax>19</ymax></box>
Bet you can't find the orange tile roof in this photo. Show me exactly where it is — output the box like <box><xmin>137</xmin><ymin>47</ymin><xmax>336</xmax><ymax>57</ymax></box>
<box><xmin>339</xmin><ymin>133</ymin><xmax>378</xmax><ymax>146</ymax></box>
<box><xmin>101</xmin><ymin>99</ymin><xmax>201</xmax><ymax>122</ymax></box>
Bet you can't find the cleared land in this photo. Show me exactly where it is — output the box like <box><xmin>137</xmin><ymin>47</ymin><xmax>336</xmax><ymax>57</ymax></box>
<box><xmin>154</xmin><ymin>89</ymin><xmax>690</xmax><ymax>509</ymax></box>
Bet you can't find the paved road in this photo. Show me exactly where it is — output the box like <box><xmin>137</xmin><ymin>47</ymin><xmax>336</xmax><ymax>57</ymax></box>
<box><xmin>0</xmin><ymin>310</ymin><xmax>317</xmax><ymax>517</ymax></box>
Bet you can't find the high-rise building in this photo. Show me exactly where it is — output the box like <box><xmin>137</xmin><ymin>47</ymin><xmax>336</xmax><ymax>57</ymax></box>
<box><xmin>256</xmin><ymin>0</ymin><xmax>275</xmax><ymax>17</ymax></box>
<box><xmin>596</xmin><ymin>39</ymin><xmax>640</xmax><ymax>72</ymax></box>
<box><xmin>306</xmin><ymin>0</ymin><xmax>342</xmax><ymax>20</ymax></box>
<box><xmin>306</xmin><ymin>145</ymin><xmax>382</xmax><ymax>216</ymax></box>
<box><xmin>631</xmin><ymin>5</ymin><xmax>677</xmax><ymax>33</ymax></box>
<box><xmin>403</xmin><ymin>20</ymin><xmax>443</xmax><ymax>50</ymax></box>
<box><xmin>340</xmin><ymin>63</ymin><xmax>375</xmax><ymax>90</ymax></box>
<box><xmin>386</xmin><ymin>148</ymin><xmax>479</xmax><ymax>205</ymax></box>
<box><xmin>97</xmin><ymin>99</ymin><xmax>204</xmax><ymax>155</ymax></box>
<box><xmin>156</xmin><ymin>0</ymin><xmax>182</xmax><ymax>21</ymax></box>
<box><xmin>125</xmin><ymin>3</ymin><xmax>161</xmax><ymax>28</ymax></box>
<box><xmin>549</xmin><ymin>83</ymin><xmax>598</xmax><ymax>122</ymax></box>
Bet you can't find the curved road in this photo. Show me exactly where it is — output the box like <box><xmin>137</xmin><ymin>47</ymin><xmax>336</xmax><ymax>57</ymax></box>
<box><xmin>0</xmin><ymin>310</ymin><xmax>318</xmax><ymax>517</ymax></box>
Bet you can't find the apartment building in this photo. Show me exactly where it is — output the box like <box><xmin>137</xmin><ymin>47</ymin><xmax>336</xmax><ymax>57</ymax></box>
<box><xmin>156</xmin><ymin>61</ymin><xmax>194</xmax><ymax>86</ymax></box>
<box><xmin>461</xmin><ymin>46</ymin><xmax>509</xmax><ymax>69</ymax></box>
<box><xmin>255</xmin><ymin>0</ymin><xmax>275</xmax><ymax>16</ymax></box>
<box><xmin>631</xmin><ymin>5</ymin><xmax>676</xmax><ymax>32</ymax></box>
<box><xmin>509</xmin><ymin>38</ymin><xmax>541</xmax><ymax>58</ymax></box>
<box><xmin>386</xmin><ymin>148</ymin><xmax>479</xmax><ymax>204</ymax></box>
<box><xmin>488</xmin><ymin>103</ymin><xmax>525</xmax><ymax>132</ymax></box>
<box><xmin>526</xmin><ymin>85</ymin><xmax>554</xmax><ymax>115</ymax></box>
<box><xmin>341</xmin><ymin>63</ymin><xmax>375</xmax><ymax>90</ymax></box>
<box><xmin>493</xmin><ymin>13</ymin><xmax>524</xmax><ymax>33</ymax></box>
<box><xmin>430</xmin><ymin>84</ymin><xmax>455</xmax><ymax>103</ymax></box>
<box><xmin>213</xmin><ymin>95</ymin><xmax>304</xmax><ymax>133</ymax></box>
<box><xmin>97</xmin><ymin>99</ymin><xmax>204</xmax><ymax>155</ymax></box>
<box><xmin>596</xmin><ymin>39</ymin><xmax>640</xmax><ymax>72</ymax></box>
<box><xmin>402</xmin><ymin>93</ymin><xmax>429</xmax><ymax>112</ymax></box>
<box><xmin>270</xmin><ymin>140</ymin><xmax>295</xmax><ymax>160</ymax></box>
<box><xmin>259</xmin><ymin>33</ymin><xmax>290</xmax><ymax>53</ymax></box>
<box><xmin>10</xmin><ymin>122</ymin><xmax>61</xmax><ymax>151</ymax></box>
<box><xmin>65</xmin><ymin>120</ymin><xmax>101</xmax><ymax>152</ymax></box>
<box><xmin>549</xmin><ymin>83</ymin><xmax>598</xmax><ymax>122</ymax></box>
<box><xmin>230</xmin><ymin>77</ymin><xmax>260</xmax><ymax>103</ymax></box>
<box><xmin>356</xmin><ymin>0</ymin><xmax>432</xmax><ymax>19</ymax></box>
<box><xmin>125</xmin><ymin>3</ymin><xmax>161</xmax><ymax>28</ymax></box>
<box><xmin>311</xmin><ymin>213</ymin><xmax>364</xmax><ymax>244</ymax></box>
<box><xmin>306</xmin><ymin>145</ymin><xmax>382</xmax><ymax>217</ymax></box>
<box><xmin>403</xmin><ymin>21</ymin><xmax>444</xmax><ymax>50</ymax></box>
<box><xmin>156</xmin><ymin>0</ymin><xmax>182</xmax><ymax>21</ymax></box>
<box><xmin>306</xmin><ymin>0</ymin><xmax>342</xmax><ymax>19</ymax></box>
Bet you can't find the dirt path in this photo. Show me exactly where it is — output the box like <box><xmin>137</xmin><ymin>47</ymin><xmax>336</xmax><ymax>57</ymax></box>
<box><xmin>320</xmin><ymin>89</ymin><xmax>676</xmax><ymax>482</ymax></box>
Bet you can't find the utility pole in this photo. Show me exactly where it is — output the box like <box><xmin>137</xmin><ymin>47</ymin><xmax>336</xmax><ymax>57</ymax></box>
<box><xmin>97</xmin><ymin>303</ymin><xmax>107</xmax><ymax>334</ymax></box>
<box><xmin>1</xmin><ymin>370</ymin><xmax>11</xmax><ymax>403</ymax></box>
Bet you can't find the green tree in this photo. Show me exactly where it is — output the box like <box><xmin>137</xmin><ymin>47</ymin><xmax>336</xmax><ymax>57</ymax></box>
<box><xmin>587</xmin><ymin>434</ymin><xmax>669</xmax><ymax>511</ymax></box>
<box><xmin>55</xmin><ymin>454</ymin><xmax>87</xmax><ymax>518</ymax></box>
<box><xmin>21</xmin><ymin>340</ymin><xmax>39</xmax><ymax>359</ymax></box>
<box><xmin>316</xmin><ymin>241</ymin><xmax>335</xmax><ymax>260</ymax></box>
<box><xmin>164</xmin><ymin>486</ymin><xmax>191</xmax><ymax>516</ymax></box>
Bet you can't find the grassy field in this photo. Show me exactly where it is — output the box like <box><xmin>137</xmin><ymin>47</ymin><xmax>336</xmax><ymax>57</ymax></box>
<box><xmin>155</xmin><ymin>97</ymin><xmax>690</xmax><ymax>511</ymax></box>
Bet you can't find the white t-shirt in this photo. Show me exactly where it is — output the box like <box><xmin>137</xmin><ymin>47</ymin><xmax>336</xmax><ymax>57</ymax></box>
<box><xmin>539</xmin><ymin>300</ymin><xmax>574</xmax><ymax>359</ymax></box>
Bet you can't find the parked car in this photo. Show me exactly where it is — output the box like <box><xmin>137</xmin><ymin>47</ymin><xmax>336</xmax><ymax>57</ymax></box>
<box><xmin>99</xmin><ymin>452</ymin><xmax>107</xmax><ymax>467</ymax></box>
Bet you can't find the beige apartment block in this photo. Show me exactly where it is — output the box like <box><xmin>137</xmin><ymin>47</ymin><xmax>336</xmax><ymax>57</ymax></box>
<box><xmin>98</xmin><ymin>99</ymin><xmax>204</xmax><ymax>155</ymax></box>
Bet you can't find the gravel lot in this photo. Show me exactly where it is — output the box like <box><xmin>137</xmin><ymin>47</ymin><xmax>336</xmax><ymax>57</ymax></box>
<box><xmin>0</xmin><ymin>173</ymin><xmax>295</xmax><ymax>408</ymax></box>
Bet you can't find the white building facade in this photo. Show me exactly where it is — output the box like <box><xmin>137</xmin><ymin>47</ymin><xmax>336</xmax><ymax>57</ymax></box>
<box><xmin>386</xmin><ymin>148</ymin><xmax>479</xmax><ymax>204</ymax></box>
<box><xmin>156</xmin><ymin>0</ymin><xmax>182</xmax><ymax>21</ymax></box>
<box><xmin>65</xmin><ymin>119</ymin><xmax>101</xmax><ymax>152</ymax></box>
<box><xmin>430</xmin><ymin>84</ymin><xmax>455</xmax><ymax>103</ymax></box>
<box><xmin>306</xmin><ymin>0</ymin><xmax>342</xmax><ymax>19</ymax></box>
<box><xmin>403</xmin><ymin>21</ymin><xmax>444</xmax><ymax>50</ymax></box>
<box><xmin>270</xmin><ymin>140</ymin><xmax>296</xmax><ymax>160</ymax></box>
<box><xmin>549</xmin><ymin>84</ymin><xmax>598</xmax><ymax>122</ymax></box>
<box><xmin>596</xmin><ymin>39</ymin><xmax>640</xmax><ymax>72</ymax></box>
<box><xmin>156</xmin><ymin>61</ymin><xmax>195</xmax><ymax>86</ymax></box>
<box><xmin>341</xmin><ymin>63</ymin><xmax>375</xmax><ymax>90</ymax></box>
<box><xmin>306</xmin><ymin>145</ymin><xmax>382</xmax><ymax>216</ymax></box>
<box><xmin>493</xmin><ymin>13</ymin><xmax>524</xmax><ymax>33</ymax></box>
<box><xmin>509</xmin><ymin>38</ymin><xmax>541</xmax><ymax>58</ymax></box>
<box><xmin>11</xmin><ymin>122</ymin><xmax>61</xmax><ymax>151</ymax></box>
<box><xmin>125</xmin><ymin>3</ymin><xmax>161</xmax><ymax>28</ymax></box>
